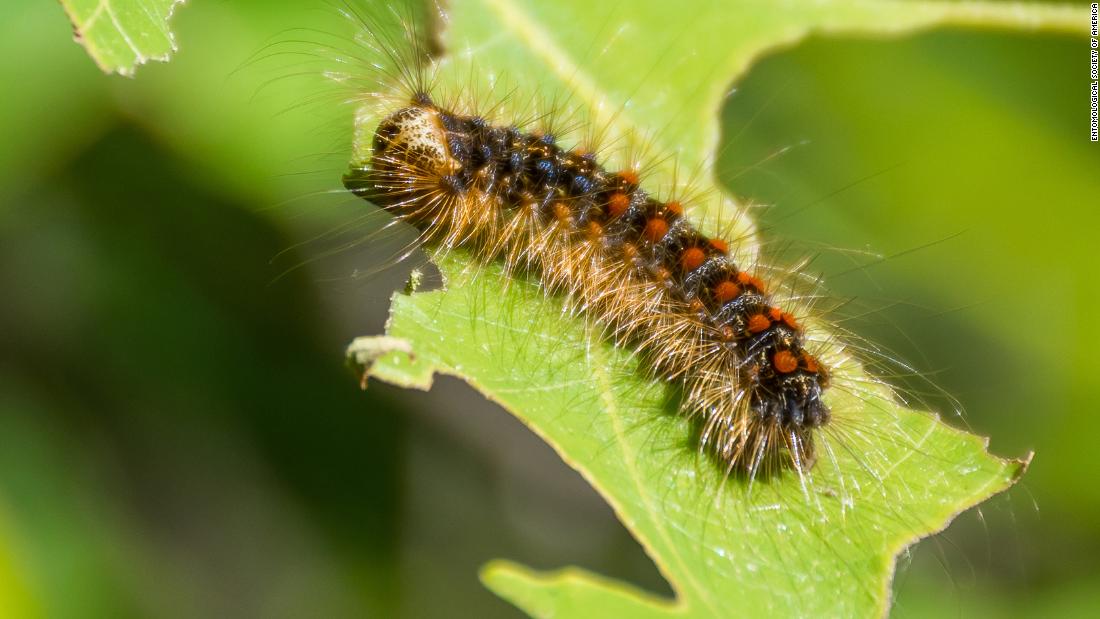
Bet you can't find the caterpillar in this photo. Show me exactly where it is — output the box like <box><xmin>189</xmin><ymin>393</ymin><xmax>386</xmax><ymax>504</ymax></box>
<box><xmin>339</xmin><ymin>2</ymin><xmax>835</xmax><ymax>479</ymax></box>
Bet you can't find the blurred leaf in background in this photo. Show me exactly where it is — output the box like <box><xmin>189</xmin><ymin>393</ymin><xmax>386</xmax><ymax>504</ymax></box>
<box><xmin>0</xmin><ymin>0</ymin><xmax>1096</xmax><ymax>618</ymax></box>
<box><xmin>0</xmin><ymin>123</ymin><xmax>407</xmax><ymax>616</ymax></box>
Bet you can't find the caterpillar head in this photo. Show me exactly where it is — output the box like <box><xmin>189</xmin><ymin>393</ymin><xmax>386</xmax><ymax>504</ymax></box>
<box><xmin>371</xmin><ymin>105</ymin><xmax>460</xmax><ymax>178</ymax></box>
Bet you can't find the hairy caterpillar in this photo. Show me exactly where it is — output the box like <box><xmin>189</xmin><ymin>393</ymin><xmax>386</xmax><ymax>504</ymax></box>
<box><xmin>338</xmin><ymin>1</ymin><xmax>839</xmax><ymax>479</ymax></box>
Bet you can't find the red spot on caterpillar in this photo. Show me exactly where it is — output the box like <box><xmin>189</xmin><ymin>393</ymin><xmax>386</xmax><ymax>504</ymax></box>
<box><xmin>736</xmin><ymin>271</ymin><xmax>766</xmax><ymax>293</ymax></box>
<box><xmin>773</xmin><ymin>350</ymin><xmax>799</xmax><ymax>374</ymax></box>
<box><xmin>781</xmin><ymin>312</ymin><xmax>800</xmax><ymax>331</ymax></box>
<box><xmin>801</xmin><ymin>352</ymin><xmax>820</xmax><ymax>373</ymax></box>
<box><xmin>608</xmin><ymin>192</ymin><xmax>630</xmax><ymax>217</ymax></box>
<box><xmin>714</xmin><ymin>280</ymin><xmax>741</xmax><ymax>303</ymax></box>
<box><xmin>618</xmin><ymin>170</ymin><xmax>639</xmax><ymax>185</ymax></box>
<box><xmin>708</xmin><ymin>238</ymin><xmax>729</xmax><ymax>254</ymax></box>
<box><xmin>644</xmin><ymin>217</ymin><xmax>669</xmax><ymax>242</ymax></box>
<box><xmin>680</xmin><ymin>247</ymin><xmax>706</xmax><ymax>272</ymax></box>
<box><xmin>666</xmin><ymin>200</ymin><xmax>683</xmax><ymax>216</ymax></box>
<box><xmin>747</xmin><ymin>313</ymin><xmax>771</xmax><ymax>334</ymax></box>
<box><xmin>768</xmin><ymin>307</ymin><xmax>783</xmax><ymax>321</ymax></box>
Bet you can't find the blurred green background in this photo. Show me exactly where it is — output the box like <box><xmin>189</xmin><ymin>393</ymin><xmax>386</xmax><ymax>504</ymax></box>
<box><xmin>0</xmin><ymin>0</ymin><xmax>1096</xmax><ymax>617</ymax></box>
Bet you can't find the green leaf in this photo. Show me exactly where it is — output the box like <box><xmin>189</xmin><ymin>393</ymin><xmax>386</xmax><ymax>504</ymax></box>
<box><xmin>59</xmin><ymin>0</ymin><xmax>185</xmax><ymax>76</ymax></box>
<box><xmin>349</xmin><ymin>0</ymin><xmax>1078</xmax><ymax>616</ymax></box>
<box><xmin>357</xmin><ymin>252</ymin><xmax>1027</xmax><ymax>618</ymax></box>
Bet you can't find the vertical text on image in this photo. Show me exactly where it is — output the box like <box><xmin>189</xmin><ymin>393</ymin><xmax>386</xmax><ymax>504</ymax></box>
<box><xmin>1090</xmin><ymin>4</ymin><xmax>1098</xmax><ymax>141</ymax></box>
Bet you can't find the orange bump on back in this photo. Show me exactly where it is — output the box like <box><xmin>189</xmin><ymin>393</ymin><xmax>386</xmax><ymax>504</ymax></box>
<box><xmin>608</xmin><ymin>192</ymin><xmax>630</xmax><ymax>217</ymax></box>
<box><xmin>747</xmin><ymin>313</ymin><xmax>771</xmax><ymax>334</ymax></box>
<box><xmin>680</xmin><ymin>247</ymin><xmax>706</xmax><ymax>272</ymax></box>
<box><xmin>644</xmin><ymin>217</ymin><xmax>669</xmax><ymax>242</ymax></box>
<box><xmin>801</xmin><ymin>352</ymin><xmax>820</xmax><ymax>373</ymax></box>
<box><xmin>714</xmin><ymin>280</ymin><xmax>741</xmax><ymax>303</ymax></box>
<box><xmin>781</xmin><ymin>312</ymin><xmax>800</xmax><ymax>330</ymax></box>
<box><xmin>736</xmin><ymin>271</ymin><xmax>766</xmax><ymax>293</ymax></box>
<box><xmin>773</xmin><ymin>350</ymin><xmax>798</xmax><ymax>373</ymax></box>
